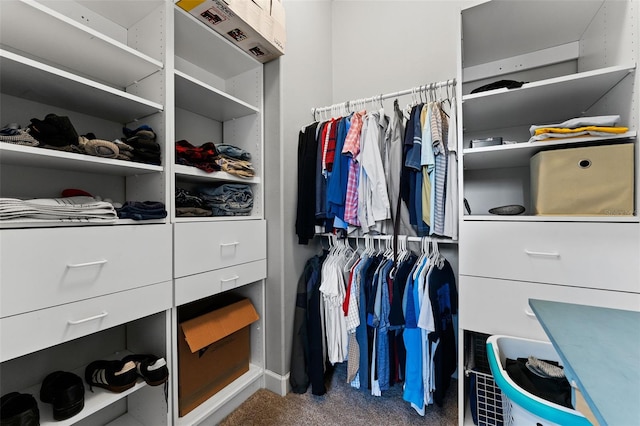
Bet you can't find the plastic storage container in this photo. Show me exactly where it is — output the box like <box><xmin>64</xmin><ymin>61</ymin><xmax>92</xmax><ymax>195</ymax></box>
<box><xmin>486</xmin><ymin>335</ymin><xmax>591</xmax><ymax>426</ymax></box>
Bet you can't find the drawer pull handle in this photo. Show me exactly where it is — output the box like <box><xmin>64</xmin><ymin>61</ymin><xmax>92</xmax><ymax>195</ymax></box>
<box><xmin>67</xmin><ymin>311</ymin><xmax>109</xmax><ymax>325</ymax></box>
<box><xmin>67</xmin><ymin>259</ymin><xmax>108</xmax><ymax>268</ymax></box>
<box><xmin>221</xmin><ymin>275</ymin><xmax>240</xmax><ymax>283</ymax></box>
<box><xmin>220</xmin><ymin>241</ymin><xmax>240</xmax><ymax>248</ymax></box>
<box><xmin>524</xmin><ymin>250</ymin><xmax>560</xmax><ymax>258</ymax></box>
<box><xmin>524</xmin><ymin>308</ymin><xmax>537</xmax><ymax>318</ymax></box>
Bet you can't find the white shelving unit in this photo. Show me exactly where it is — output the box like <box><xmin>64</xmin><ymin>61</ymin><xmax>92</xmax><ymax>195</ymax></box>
<box><xmin>171</xmin><ymin>5</ymin><xmax>267</xmax><ymax>426</ymax></box>
<box><xmin>1</xmin><ymin>0</ymin><xmax>267</xmax><ymax>424</ymax></box>
<box><xmin>456</xmin><ymin>1</ymin><xmax>640</xmax><ymax>425</ymax></box>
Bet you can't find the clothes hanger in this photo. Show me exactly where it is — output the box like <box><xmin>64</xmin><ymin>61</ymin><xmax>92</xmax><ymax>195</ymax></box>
<box><xmin>413</xmin><ymin>236</ymin><xmax>429</xmax><ymax>279</ymax></box>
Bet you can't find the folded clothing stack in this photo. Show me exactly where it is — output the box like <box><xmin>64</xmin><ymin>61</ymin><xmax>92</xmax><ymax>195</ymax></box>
<box><xmin>174</xmin><ymin>141</ymin><xmax>255</xmax><ymax>178</ymax></box>
<box><xmin>529</xmin><ymin>115</ymin><xmax>628</xmax><ymax>142</ymax></box>
<box><xmin>175</xmin><ymin>187</ymin><xmax>212</xmax><ymax>217</ymax></box>
<box><xmin>28</xmin><ymin>113</ymin><xmax>79</xmax><ymax>147</ymax></box>
<box><xmin>215</xmin><ymin>143</ymin><xmax>255</xmax><ymax>178</ymax></box>
<box><xmin>79</xmin><ymin>133</ymin><xmax>135</xmax><ymax>161</ymax></box>
<box><xmin>3</xmin><ymin>114</ymin><xmax>161</xmax><ymax>165</ymax></box>
<box><xmin>122</xmin><ymin>125</ymin><xmax>161</xmax><ymax>165</ymax></box>
<box><xmin>0</xmin><ymin>196</ymin><xmax>117</xmax><ymax>223</ymax></box>
<box><xmin>175</xmin><ymin>140</ymin><xmax>220</xmax><ymax>173</ymax></box>
<box><xmin>116</xmin><ymin>201</ymin><xmax>167</xmax><ymax>220</ymax></box>
<box><xmin>197</xmin><ymin>183</ymin><xmax>253</xmax><ymax>216</ymax></box>
<box><xmin>0</xmin><ymin>123</ymin><xmax>39</xmax><ymax>146</ymax></box>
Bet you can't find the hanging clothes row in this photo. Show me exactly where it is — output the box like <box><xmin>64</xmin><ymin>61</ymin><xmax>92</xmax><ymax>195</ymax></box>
<box><xmin>290</xmin><ymin>235</ymin><xmax>458</xmax><ymax>415</ymax></box>
<box><xmin>295</xmin><ymin>80</ymin><xmax>458</xmax><ymax>245</ymax></box>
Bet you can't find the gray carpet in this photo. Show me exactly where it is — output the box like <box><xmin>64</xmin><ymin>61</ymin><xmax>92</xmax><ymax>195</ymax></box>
<box><xmin>219</xmin><ymin>363</ymin><xmax>458</xmax><ymax>425</ymax></box>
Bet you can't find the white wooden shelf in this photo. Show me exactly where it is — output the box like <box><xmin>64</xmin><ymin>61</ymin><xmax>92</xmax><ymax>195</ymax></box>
<box><xmin>461</xmin><ymin>0</ymin><xmax>605</xmax><ymax>68</ymax></box>
<box><xmin>0</xmin><ymin>0</ymin><xmax>163</xmax><ymax>89</ymax></box>
<box><xmin>174</xmin><ymin>216</ymin><xmax>263</xmax><ymax>223</ymax></box>
<box><xmin>174</xmin><ymin>164</ymin><xmax>260</xmax><ymax>184</ymax></box>
<box><xmin>174</xmin><ymin>71</ymin><xmax>259</xmax><ymax>122</ymax></box>
<box><xmin>0</xmin><ymin>219</ymin><xmax>167</xmax><ymax>230</ymax></box>
<box><xmin>462</xmin><ymin>215</ymin><xmax>638</xmax><ymax>223</ymax></box>
<box><xmin>462</xmin><ymin>64</ymin><xmax>636</xmax><ymax>133</ymax></box>
<box><xmin>18</xmin><ymin>350</ymin><xmax>152</xmax><ymax>426</ymax></box>
<box><xmin>0</xmin><ymin>50</ymin><xmax>163</xmax><ymax>123</ymax></box>
<box><xmin>174</xmin><ymin>6</ymin><xmax>259</xmax><ymax>81</ymax></box>
<box><xmin>462</xmin><ymin>132</ymin><xmax>636</xmax><ymax>170</ymax></box>
<box><xmin>0</xmin><ymin>143</ymin><xmax>163</xmax><ymax>175</ymax></box>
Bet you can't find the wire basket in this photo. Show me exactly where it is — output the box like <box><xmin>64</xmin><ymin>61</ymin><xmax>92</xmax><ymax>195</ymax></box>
<box><xmin>467</xmin><ymin>332</ymin><xmax>504</xmax><ymax>425</ymax></box>
<box><xmin>470</xmin><ymin>369</ymin><xmax>504</xmax><ymax>426</ymax></box>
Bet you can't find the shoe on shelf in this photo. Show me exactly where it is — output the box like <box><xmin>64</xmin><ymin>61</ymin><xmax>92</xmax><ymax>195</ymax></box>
<box><xmin>39</xmin><ymin>371</ymin><xmax>84</xmax><ymax>421</ymax></box>
<box><xmin>122</xmin><ymin>354</ymin><xmax>169</xmax><ymax>386</ymax></box>
<box><xmin>84</xmin><ymin>360</ymin><xmax>138</xmax><ymax>393</ymax></box>
<box><xmin>0</xmin><ymin>392</ymin><xmax>39</xmax><ymax>426</ymax></box>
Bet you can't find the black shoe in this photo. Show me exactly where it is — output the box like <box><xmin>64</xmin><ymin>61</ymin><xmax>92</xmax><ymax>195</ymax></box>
<box><xmin>39</xmin><ymin>371</ymin><xmax>84</xmax><ymax>421</ymax></box>
<box><xmin>84</xmin><ymin>360</ymin><xmax>138</xmax><ymax>393</ymax></box>
<box><xmin>121</xmin><ymin>354</ymin><xmax>169</xmax><ymax>386</ymax></box>
<box><xmin>0</xmin><ymin>392</ymin><xmax>39</xmax><ymax>426</ymax></box>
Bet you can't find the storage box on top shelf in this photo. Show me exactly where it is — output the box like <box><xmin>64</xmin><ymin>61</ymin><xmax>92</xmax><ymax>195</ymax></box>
<box><xmin>269</xmin><ymin>0</ymin><xmax>286</xmax><ymax>52</ymax></box>
<box><xmin>176</xmin><ymin>0</ymin><xmax>285</xmax><ymax>63</ymax></box>
<box><xmin>177</xmin><ymin>297</ymin><xmax>259</xmax><ymax>417</ymax></box>
<box><xmin>530</xmin><ymin>143</ymin><xmax>635</xmax><ymax>216</ymax></box>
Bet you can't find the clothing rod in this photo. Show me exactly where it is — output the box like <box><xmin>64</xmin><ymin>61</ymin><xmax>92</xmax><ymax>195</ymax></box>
<box><xmin>311</xmin><ymin>78</ymin><xmax>456</xmax><ymax>117</ymax></box>
<box><xmin>319</xmin><ymin>233</ymin><xmax>458</xmax><ymax>244</ymax></box>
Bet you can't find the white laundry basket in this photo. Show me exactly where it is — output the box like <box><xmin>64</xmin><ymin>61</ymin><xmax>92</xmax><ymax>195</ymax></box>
<box><xmin>486</xmin><ymin>335</ymin><xmax>591</xmax><ymax>426</ymax></box>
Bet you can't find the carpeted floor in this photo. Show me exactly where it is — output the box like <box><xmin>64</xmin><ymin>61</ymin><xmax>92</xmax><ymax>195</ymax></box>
<box><xmin>219</xmin><ymin>363</ymin><xmax>458</xmax><ymax>425</ymax></box>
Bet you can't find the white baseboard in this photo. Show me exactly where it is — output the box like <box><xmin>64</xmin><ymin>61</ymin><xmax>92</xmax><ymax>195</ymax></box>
<box><xmin>263</xmin><ymin>369</ymin><xmax>289</xmax><ymax>396</ymax></box>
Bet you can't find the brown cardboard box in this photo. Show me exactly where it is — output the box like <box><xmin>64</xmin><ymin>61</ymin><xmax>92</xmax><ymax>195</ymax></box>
<box><xmin>178</xmin><ymin>298</ymin><xmax>259</xmax><ymax>417</ymax></box>
<box><xmin>176</xmin><ymin>0</ymin><xmax>284</xmax><ymax>63</ymax></box>
<box><xmin>530</xmin><ymin>143</ymin><xmax>634</xmax><ymax>215</ymax></box>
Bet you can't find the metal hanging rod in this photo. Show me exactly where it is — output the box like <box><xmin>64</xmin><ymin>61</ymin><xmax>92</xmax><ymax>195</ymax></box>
<box><xmin>311</xmin><ymin>78</ymin><xmax>456</xmax><ymax>120</ymax></box>
<box><xmin>319</xmin><ymin>232</ymin><xmax>458</xmax><ymax>244</ymax></box>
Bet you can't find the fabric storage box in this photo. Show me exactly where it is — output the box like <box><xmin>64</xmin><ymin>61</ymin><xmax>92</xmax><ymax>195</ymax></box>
<box><xmin>530</xmin><ymin>143</ymin><xmax>634</xmax><ymax>215</ymax></box>
<box><xmin>178</xmin><ymin>297</ymin><xmax>259</xmax><ymax>417</ymax></box>
<box><xmin>486</xmin><ymin>335</ymin><xmax>590</xmax><ymax>426</ymax></box>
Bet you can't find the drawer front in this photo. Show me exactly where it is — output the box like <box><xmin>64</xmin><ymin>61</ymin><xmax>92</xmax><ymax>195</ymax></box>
<box><xmin>0</xmin><ymin>280</ymin><xmax>172</xmax><ymax>362</ymax></box>
<box><xmin>175</xmin><ymin>259</ymin><xmax>266</xmax><ymax>306</ymax></box>
<box><xmin>174</xmin><ymin>220</ymin><xmax>266</xmax><ymax>278</ymax></box>
<box><xmin>0</xmin><ymin>225</ymin><xmax>172</xmax><ymax>317</ymax></box>
<box><xmin>459</xmin><ymin>276</ymin><xmax>640</xmax><ymax>341</ymax></box>
<box><xmin>460</xmin><ymin>221</ymin><xmax>640</xmax><ymax>292</ymax></box>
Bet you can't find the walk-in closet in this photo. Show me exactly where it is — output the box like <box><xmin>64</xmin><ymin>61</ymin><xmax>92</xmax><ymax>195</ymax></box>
<box><xmin>1</xmin><ymin>1</ymin><xmax>638</xmax><ymax>426</ymax></box>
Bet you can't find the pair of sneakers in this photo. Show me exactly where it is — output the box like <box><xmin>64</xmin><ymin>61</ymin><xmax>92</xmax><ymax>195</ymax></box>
<box><xmin>85</xmin><ymin>354</ymin><xmax>169</xmax><ymax>393</ymax></box>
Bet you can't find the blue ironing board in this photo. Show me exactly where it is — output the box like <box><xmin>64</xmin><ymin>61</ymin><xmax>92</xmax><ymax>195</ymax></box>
<box><xmin>529</xmin><ymin>299</ymin><xmax>640</xmax><ymax>426</ymax></box>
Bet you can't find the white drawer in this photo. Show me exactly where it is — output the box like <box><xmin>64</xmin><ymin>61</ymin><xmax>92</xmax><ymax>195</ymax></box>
<box><xmin>174</xmin><ymin>220</ymin><xmax>266</xmax><ymax>278</ymax></box>
<box><xmin>460</xmin><ymin>221</ymin><xmax>640</xmax><ymax>292</ymax></box>
<box><xmin>0</xmin><ymin>225</ymin><xmax>172</xmax><ymax>317</ymax></box>
<box><xmin>175</xmin><ymin>259</ymin><xmax>266</xmax><ymax>306</ymax></box>
<box><xmin>0</xmin><ymin>225</ymin><xmax>171</xmax><ymax>317</ymax></box>
<box><xmin>0</xmin><ymin>280</ymin><xmax>172</xmax><ymax>362</ymax></box>
<box><xmin>459</xmin><ymin>276</ymin><xmax>640</xmax><ymax>341</ymax></box>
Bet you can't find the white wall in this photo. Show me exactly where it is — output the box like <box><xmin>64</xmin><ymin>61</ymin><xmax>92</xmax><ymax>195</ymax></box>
<box><xmin>265</xmin><ymin>0</ymin><xmax>473</xmax><ymax>393</ymax></box>
<box><xmin>263</xmin><ymin>0</ymin><xmax>333</xmax><ymax>391</ymax></box>
<box><xmin>331</xmin><ymin>1</ymin><xmax>463</xmax><ymax>103</ymax></box>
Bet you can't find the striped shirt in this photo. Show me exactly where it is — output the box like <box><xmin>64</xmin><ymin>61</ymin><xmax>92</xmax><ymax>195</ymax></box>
<box><xmin>342</xmin><ymin>112</ymin><xmax>364</xmax><ymax>226</ymax></box>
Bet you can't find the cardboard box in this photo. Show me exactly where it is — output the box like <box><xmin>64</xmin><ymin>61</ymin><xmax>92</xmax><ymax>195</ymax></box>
<box><xmin>176</xmin><ymin>0</ymin><xmax>284</xmax><ymax>63</ymax></box>
<box><xmin>252</xmin><ymin>0</ymin><xmax>269</xmax><ymax>11</ymax></box>
<box><xmin>269</xmin><ymin>0</ymin><xmax>285</xmax><ymax>51</ymax></box>
<box><xmin>530</xmin><ymin>143</ymin><xmax>634</xmax><ymax>215</ymax></box>
<box><xmin>178</xmin><ymin>298</ymin><xmax>259</xmax><ymax>417</ymax></box>
<box><xmin>270</xmin><ymin>0</ymin><xmax>285</xmax><ymax>25</ymax></box>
